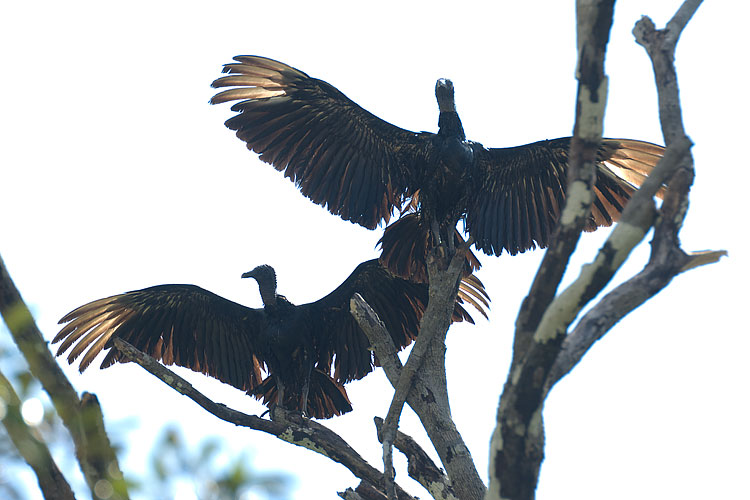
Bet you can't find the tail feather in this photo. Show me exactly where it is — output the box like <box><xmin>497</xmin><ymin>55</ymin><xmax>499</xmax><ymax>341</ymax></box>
<box><xmin>251</xmin><ymin>369</ymin><xmax>352</xmax><ymax>419</ymax></box>
<box><xmin>378</xmin><ymin>212</ymin><xmax>481</xmax><ymax>283</ymax></box>
<box><xmin>378</xmin><ymin>213</ymin><xmax>490</xmax><ymax>321</ymax></box>
<box><xmin>457</xmin><ymin>277</ymin><xmax>490</xmax><ymax>321</ymax></box>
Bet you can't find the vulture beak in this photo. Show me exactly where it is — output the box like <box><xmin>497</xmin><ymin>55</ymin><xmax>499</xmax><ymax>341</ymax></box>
<box><xmin>241</xmin><ymin>265</ymin><xmax>275</xmax><ymax>282</ymax></box>
<box><xmin>436</xmin><ymin>78</ymin><xmax>452</xmax><ymax>90</ymax></box>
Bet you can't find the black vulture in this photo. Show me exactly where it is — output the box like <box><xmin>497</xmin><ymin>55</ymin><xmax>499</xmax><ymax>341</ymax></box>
<box><xmin>210</xmin><ymin>56</ymin><xmax>665</xmax><ymax>280</ymax></box>
<box><xmin>53</xmin><ymin>260</ymin><xmax>489</xmax><ymax>419</ymax></box>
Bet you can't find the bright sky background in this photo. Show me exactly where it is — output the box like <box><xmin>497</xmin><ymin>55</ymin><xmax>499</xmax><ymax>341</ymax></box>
<box><xmin>2</xmin><ymin>1</ymin><xmax>748</xmax><ymax>499</ymax></box>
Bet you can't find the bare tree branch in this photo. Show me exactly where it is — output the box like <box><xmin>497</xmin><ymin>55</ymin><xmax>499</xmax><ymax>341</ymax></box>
<box><xmin>666</xmin><ymin>0</ymin><xmax>704</xmax><ymax>38</ymax></box>
<box><xmin>545</xmin><ymin>247</ymin><xmax>725</xmax><ymax>396</ymax></box>
<box><xmin>350</xmin><ymin>292</ymin><xmax>485</xmax><ymax>500</ymax></box>
<box><xmin>380</xmin><ymin>243</ymin><xmax>469</xmax><ymax>428</ymax></box>
<box><xmin>376</xmin><ymin>241</ymin><xmax>472</xmax><ymax>499</ymax></box>
<box><xmin>513</xmin><ymin>0</ymin><xmax>615</xmax><ymax>358</ymax></box>
<box><xmin>633</xmin><ymin>0</ymin><xmax>703</xmax><ymax>239</ymax></box>
<box><xmin>487</xmin><ymin>2</ymin><xmax>718</xmax><ymax>499</ymax></box>
<box><xmin>110</xmin><ymin>337</ymin><xmax>416</xmax><ymax>500</ymax></box>
<box><xmin>0</xmin><ymin>369</ymin><xmax>75</xmax><ymax>500</ymax></box>
<box><xmin>634</xmin><ymin>0</ymin><xmax>703</xmax><ymax>145</ymax></box>
<box><xmin>536</xmin><ymin>136</ymin><xmax>691</xmax><ymax>362</ymax></box>
<box><xmin>374</xmin><ymin>417</ymin><xmax>458</xmax><ymax>500</ymax></box>
<box><xmin>487</xmin><ymin>2</ymin><xmax>616</xmax><ymax>499</ymax></box>
<box><xmin>0</xmin><ymin>253</ymin><xmax>128</xmax><ymax>500</ymax></box>
<box><xmin>543</xmin><ymin>135</ymin><xmax>727</xmax><ymax>392</ymax></box>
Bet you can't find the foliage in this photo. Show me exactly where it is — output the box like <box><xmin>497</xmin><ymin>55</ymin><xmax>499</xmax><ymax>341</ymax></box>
<box><xmin>145</xmin><ymin>424</ymin><xmax>292</xmax><ymax>500</ymax></box>
<box><xmin>0</xmin><ymin>330</ymin><xmax>293</xmax><ymax>500</ymax></box>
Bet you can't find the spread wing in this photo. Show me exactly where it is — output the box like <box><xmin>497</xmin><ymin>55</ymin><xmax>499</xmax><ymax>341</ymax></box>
<box><xmin>54</xmin><ymin>284</ymin><xmax>265</xmax><ymax>392</ymax></box>
<box><xmin>299</xmin><ymin>259</ymin><xmax>489</xmax><ymax>383</ymax></box>
<box><xmin>210</xmin><ymin>55</ymin><xmax>430</xmax><ymax>229</ymax></box>
<box><xmin>466</xmin><ymin>138</ymin><xmax>664</xmax><ymax>256</ymax></box>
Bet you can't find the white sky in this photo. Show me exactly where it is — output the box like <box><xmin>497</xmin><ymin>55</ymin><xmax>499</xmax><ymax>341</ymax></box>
<box><xmin>1</xmin><ymin>1</ymin><xmax>748</xmax><ymax>499</ymax></box>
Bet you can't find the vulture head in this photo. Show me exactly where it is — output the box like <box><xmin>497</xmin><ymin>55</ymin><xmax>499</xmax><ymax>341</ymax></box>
<box><xmin>242</xmin><ymin>264</ymin><xmax>278</xmax><ymax>307</ymax></box>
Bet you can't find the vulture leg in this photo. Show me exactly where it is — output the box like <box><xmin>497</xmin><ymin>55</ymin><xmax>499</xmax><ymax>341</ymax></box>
<box><xmin>276</xmin><ymin>380</ymin><xmax>285</xmax><ymax>412</ymax></box>
<box><xmin>430</xmin><ymin>217</ymin><xmax>442</xmax><ymax>247</ymax></box>
<box><xmin>300</xmin><ymin>358</ymin><xmax>314</xmax><ymax>417</ymax></box>
<box><xmin>300</xmin><ymin>380</ymin><xmax>309</xmax><ymax>416</ymax></box>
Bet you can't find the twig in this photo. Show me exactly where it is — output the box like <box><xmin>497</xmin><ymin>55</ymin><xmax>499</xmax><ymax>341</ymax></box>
<box><xmin>0</xmin><ymin>369</ymin><xmax>75</xmax><ymax>500</ymax></box>
<box><xmin>680</xmin><ymin>250</ymin><xmax>727</xmax><ymax>272</ymax></box>
<box><xmin>0</xmin><ymin>253</ymin><xmax>128</xmax><ymax>499</ymax></box>
<box><xmin>111</xmin><ymin>337</ymin><xmax>416</xmax><ymax>500</ymax></box>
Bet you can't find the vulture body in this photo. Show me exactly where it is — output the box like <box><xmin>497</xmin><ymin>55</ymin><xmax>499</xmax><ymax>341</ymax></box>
<box><xmin>211</xmin><ymin>56</ymin><xmax>665</xmax><ymax>280</ymax></box>
<box><xmin>54</xmin><ymin>260</ymin><xmax>488</xmax><ymax>418</ymax></box>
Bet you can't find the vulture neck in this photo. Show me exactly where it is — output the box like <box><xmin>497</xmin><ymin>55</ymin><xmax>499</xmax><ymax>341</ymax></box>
<box><xmin>438</xmin><ymin>112</ymin><xmax>465</xmax><ymax>140</ymax></box>
<box><xmin>257</xmin><ymin>280</ymin><xmax>278</xmax><ymax>308</ymax></box>
<box><xmin>246</xmin><ymin>265</ymin><xmax>279</xmax><ymax>308</ymax></box>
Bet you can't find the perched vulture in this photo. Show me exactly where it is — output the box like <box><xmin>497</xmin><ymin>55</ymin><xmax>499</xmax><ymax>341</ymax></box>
<box><xmin>210</xmin><ymin>56</ymin><xmax>664</xmax><ymax>280</ymax></box>
<box><xmin>53</xmin><ymin>260</ymin><xmax>489</xmax><ymax>419</ymax></box>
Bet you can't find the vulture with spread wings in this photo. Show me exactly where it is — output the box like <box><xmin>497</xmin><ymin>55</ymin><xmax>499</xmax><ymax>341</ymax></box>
<box><xmin>211</xmin><ymin>56</ymin><xmax>664</xmax><ymax>280</ymax></box>
<box><xmin>54</xmin><ymin>260</ymin><xmax>488</xmax><ymax>419</ymax></box>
